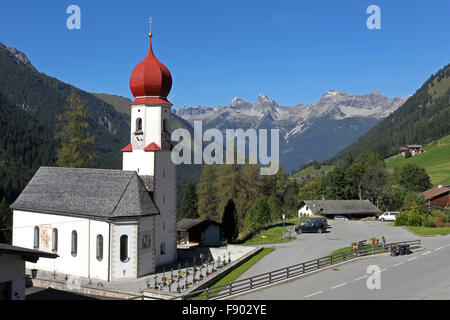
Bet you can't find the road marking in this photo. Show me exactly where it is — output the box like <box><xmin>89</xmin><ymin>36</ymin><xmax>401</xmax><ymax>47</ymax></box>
<box><xmin>305</xmin><ymin>291</ymin><xmax>323</xmax><ymax>298</ymax></box>
<box><xmin>407</xmin><ymin>257</ymin><xmax>417</xmax><ymax>262</ymax></box>
<box><xmin>393</xmin><ymin>262</ymin><xmax>404</xmax><ymax>267</ymax></box>
<box><xmin>380</xmin><ymin>268</ymin><xmax>387</xmax><ymax>272</ymax></box>
<box><xmin>354</xmin><ymin>275</ymin><xmax>368</xmax><ymax>281</ymax></box>
<box><xmin>422</xmin><ymin>251</ymin><xmax>432</xmax><ymax>256</ymax></box>
<box><xmin>331</xmin><ymin>282</ymin><xmax>347</xmax><ymax>289</ymax></box>
<box><xmin>435</xmin><ymin>247</ymin><xmax>444</xmax><ymax>251</ymax></box>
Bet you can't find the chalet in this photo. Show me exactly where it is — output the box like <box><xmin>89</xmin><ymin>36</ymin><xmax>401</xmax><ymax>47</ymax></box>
<box><xmin>298</xmin><ymin>200</ymin><xmax>380</xmax><ymax>219</ymax></box>
<box><xmin>177</xmin><ymin>219</ymin><xmax>222</xmax><ymax>247</ymax></box>
<box><xmin>399</xmin><ymin>145</ymin><xmax>423</xmax><ymax>156</ymax></box>
<box><xmin>423</xmin><ymin>185</ymin><xmax>450</xmax><ymax>209</ymax></box>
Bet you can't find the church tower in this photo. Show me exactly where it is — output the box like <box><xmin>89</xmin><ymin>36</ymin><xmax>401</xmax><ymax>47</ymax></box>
<box><xmin>122</xmin><ymin>28</ymin><xmax>177</xmax><ymax>267</ymax></box>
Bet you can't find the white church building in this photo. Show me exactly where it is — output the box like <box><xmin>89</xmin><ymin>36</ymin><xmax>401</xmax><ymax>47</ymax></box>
<box><xmin>11</xmin><ymin>30</ymin><xmax>177</xmax><ymax>282</ymax></box>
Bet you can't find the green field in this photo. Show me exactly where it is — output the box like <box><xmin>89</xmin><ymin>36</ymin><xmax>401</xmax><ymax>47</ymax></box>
<box><xmin>291</xmin><ymin>165</ymin><xmax>335</xmax><ymax>180</ymax></box>
<box><xmin>406</xmin><ymin>226</ymin><xmax>450</xmax><ymax>236</ymax></box>
<box><xmin>385</xmin><ymin>135</ymin><xmax>450</xmax><ymax>187</ymax></box>
<box><xmin>241</xmin><ymin>218</ymin><xmax>309</xmax><ymax>246</ymax></box>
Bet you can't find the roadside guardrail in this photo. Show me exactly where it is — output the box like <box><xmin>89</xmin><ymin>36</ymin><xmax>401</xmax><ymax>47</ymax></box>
<box><xmin>180</xmin><ymin>239</ymin><xmax>421</xmax><ymax>300</ymax></box>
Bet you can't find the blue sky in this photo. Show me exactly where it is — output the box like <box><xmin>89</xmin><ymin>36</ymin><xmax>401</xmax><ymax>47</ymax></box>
<box><xmin>0</xmin><ymin>0</ymin><xmax>449</xmax><ymax>108</ymax></box>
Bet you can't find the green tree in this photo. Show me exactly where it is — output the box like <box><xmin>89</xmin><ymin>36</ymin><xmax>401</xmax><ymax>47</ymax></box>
<box><xmin>56</xmin><ymin>88</ymin><xmax>96</xmax><ymax>168</ymax></box>
<box><xmin>395</xmin><ymin>164</ymin><xmax>432</xmax><ymax>193</ymax></box>
<box><xmin>402</xmin><ymin>191</ymin><xmax>428</xmax><ymax>213</ymax></box>
<box><xmin>178</xmin><ymin>181</ymin><xmax>199</xmax><ymax>220</ymax></box>
<box><xmin>267</xmin><ymin>194</ymin><xmax>284</xmax><ymax>223</ymax></box>
<box><xmin>297</xmin><ymin>178</ymin><xmax>326</xmax><ymax>202</ymax></box>
<box><xmin>197</xmin><ymin>164</ymin><xmax>218</xmax><ymax>220</ymax></box>
<box><xmin>221</xmin><ymin>199</ymin><xmax>239</xmax><ymax>243</ymax></box>
<box><xmin>361</xmin><ymin>162</ymin><xmax>388</xmax><ymax>208</ymax></box>
<box><xmin>244</xmin><ymin>197</ymin><xmax>270</xmax><ymax>233</ymax></box>
<box><xmin>0</xmin><ymin>198</ymin><xmax>12</xmax><ymax>244</ymax></box>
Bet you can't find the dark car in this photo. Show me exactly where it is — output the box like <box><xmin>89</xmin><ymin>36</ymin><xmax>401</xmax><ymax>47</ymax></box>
<box><xmin>308</xmin><ymin>217</ymin><xmax>330</xmax><ymax>228</ymax></box>
<box><xmin>295</xmin><ymin>220</ymin><xmax>327</xmax><ymax>234</ymax></box>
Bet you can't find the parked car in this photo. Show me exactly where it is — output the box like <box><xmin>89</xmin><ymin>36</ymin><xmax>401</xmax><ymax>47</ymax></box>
<box><xmin>295</xmin><ymin>220</ymin><xmax>327</xmax><ymax>234</ymax></box>
<box><xmin>334</xmin><ymin>215</ymin><xmax>348</xmax><ymax>221</ymax></box>
<box><xmin>378</xmin><ymin>212</ymin><xmax>399</xmax><ymax>222</ymax></box>
<box><xmin>308</xmin><ymin>217</ymin><xmax>330</xmax><ymax>228</ymax></box>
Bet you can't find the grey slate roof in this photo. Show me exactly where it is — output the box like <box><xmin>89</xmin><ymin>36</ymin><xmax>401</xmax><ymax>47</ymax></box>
<box><xmin>11</xmin><ymin>167</ymin><xmax>159</xmax><ymax>219</ymax></box>
<box><xmin>301</xmin><ymin>200</ymin><xmax>380</xmax><ymax>216</ymax></box>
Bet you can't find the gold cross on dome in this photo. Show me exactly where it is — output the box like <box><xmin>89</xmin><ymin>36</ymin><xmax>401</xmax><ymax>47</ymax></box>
<box><xmin>148</xmin><ymin>17</ymin><xmax>153</xmax><ymax>37</ymax></box>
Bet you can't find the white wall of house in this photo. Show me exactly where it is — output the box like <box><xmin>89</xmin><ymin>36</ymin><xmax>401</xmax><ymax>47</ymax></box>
<box><xmin>13</xmin><ymin>210</ymin><xmax>91</xmax><ymax>278</ymax></box>
<box><xmin>154</xmin><ymin>151</ymin><xmax>177</xmax><ymax>267</ymax></box>
<box><xmin>298</xmin><ymin>205</ymin><xmax>314</xmax><ymax>217</ymax></box>
<box><xmin>0</xmin><ymin>254</ymin><xmax>25</xmax><ymax>300</ymax></box>
<box><xmin>110</xmin><ymin>220</ymin><xmax>138</xmax><ymax>281</ymax></box>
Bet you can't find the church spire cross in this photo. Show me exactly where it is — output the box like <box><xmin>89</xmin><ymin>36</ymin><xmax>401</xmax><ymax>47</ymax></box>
<box><xmin>148</xmin><ymin>17</ymin><xmax>153</xmax><ymax>38</ymax></box>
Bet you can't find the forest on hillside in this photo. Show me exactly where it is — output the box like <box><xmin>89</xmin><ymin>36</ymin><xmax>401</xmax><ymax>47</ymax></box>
<box><xmin>327</xmin><ymin>64</ymin><xmax>450</xmax><ymax>163</ymax></box>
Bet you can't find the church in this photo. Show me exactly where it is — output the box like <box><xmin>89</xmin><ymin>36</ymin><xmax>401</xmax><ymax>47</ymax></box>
<box><xmin>11</xmin><ymin>30</ymin><xmax>177</xmax><ymax>281</ymax></box>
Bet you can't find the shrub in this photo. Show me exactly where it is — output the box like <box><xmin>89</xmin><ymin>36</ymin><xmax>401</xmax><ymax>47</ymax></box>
<box><xmin>422</xmin><ymin>216</ymin><xmax>436</xmax><ymax>228</ymax></box>
<box><xmin>395</xmin><ymin>213</ymin><xmax>408</xmax><ymax>226</ymax></box>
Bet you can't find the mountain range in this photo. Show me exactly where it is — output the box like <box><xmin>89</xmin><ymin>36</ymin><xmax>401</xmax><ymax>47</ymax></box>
<box><xmin>175</xmin><ymin>91</ymin><xmax>409</xmax><ymax>172</ymax></box>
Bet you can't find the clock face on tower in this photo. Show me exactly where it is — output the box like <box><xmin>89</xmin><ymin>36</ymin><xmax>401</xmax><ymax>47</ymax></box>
<box><xmin>133</xmin><ymin>133</ymin><xmax>145</xmax><ymax>149</ymax></box>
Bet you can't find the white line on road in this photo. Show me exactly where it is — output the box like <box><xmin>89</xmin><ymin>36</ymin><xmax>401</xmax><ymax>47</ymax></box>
<box><xmin>305</xmin><ymin>291</ymin><xmax>323</xmax><ymax>298</ymax></box>
<box><xmin>407</xmin><ymin>257</ymin><xmax>417</xmax><ymax>262</ymax></box>
<box><xmin>422</xmin><ymin>251</ymin><xmax>432</xmax><ymax>256</ymax></box>
<box><xmin>354</xmin><ymin>275</ymin><xmax>368</xmax><ymax>281</ymax></box>
<box><xmin>435</xmin><ymin>247</ymin><xmax>444</xmax><ymax>251</ymax></box>
<box><xmin>331</xmin><ymin>282</ymin><xmax>347</xmax><ymax>289</ymax></box>
<box><xmin>393</xmin><ymin>262</ymin><xmax>404</xmax><ymax>267</ymax></box>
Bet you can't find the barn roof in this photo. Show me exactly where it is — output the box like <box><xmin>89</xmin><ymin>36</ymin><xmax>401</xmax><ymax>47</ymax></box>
<box><xmin>176</xmin><ymin>219</ymin><xmax>221</xmax><ymax>232</ymax></box>
<box><xmin>423</xmin><ymin>185</ymin><xmax>450</xmax><ymax>200</ymax></box>
<box><xmin>301</xmin><ymin>200</ymin><xmax>380</xmax><ymax>215</ymax></box>
<box><xmin>11</xmin><ymin>167</ymin><xmax>159</xmax><ymax>219</ymax></box>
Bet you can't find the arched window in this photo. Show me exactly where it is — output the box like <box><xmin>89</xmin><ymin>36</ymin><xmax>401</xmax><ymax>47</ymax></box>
<box><xmin>71</xmin><ymin>230</ymin><xmax>78</xmax><ymax>257</ymax></box>
<box><xmin>33</xmin><ymin>226</ymin><xmax>40</xmax><ymax>250</ymax></box>
<box><xmin>52</xmin><ymin>228</ymin><xmax>58</xmax><ymax>253</ymax></box>
<box><xmin>136</xmin><ymin>118</ymin><xmax>143</xmax><ymax>133</ymax></box>
<box><xmin>160</xmin><ymin>242</ymin><xmax>166</xmax><ymax>255</ymax></box>
<box><xmin>163</xmin><ymin>118</ymin><xmax>169</xmax><ymax>133</ymax></box>
<box><xmin>120</xmin><ymin>235</ymin><xmax>129</xmax><ymax>262</ymax></box>
<box><xmin>96</xmin><ymin>235</ymin><xmax>103</xmax><ymax>261</ymax></box>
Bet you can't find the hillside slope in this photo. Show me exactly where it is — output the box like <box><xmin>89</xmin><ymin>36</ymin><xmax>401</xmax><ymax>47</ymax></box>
<box><xmin>385</xmin><ymin>135</ymin><xmax>450</xmax><ymax>187</ymax></box>
<box><xmin>0</xmin><ymin>42</ymin><xmax>130</xmax><ymax>169</ymax></box>
<box><xmin>328</xmin><ymin>64</ymin><xmax>450</xmax><ymax>163</ymax></box>
<box><xmin>0</xmin><ymin>94</ymin><xmax>56</xmax><ymax>203</ymax></box>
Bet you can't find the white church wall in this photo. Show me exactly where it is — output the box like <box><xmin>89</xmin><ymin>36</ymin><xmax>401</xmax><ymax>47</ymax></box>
<box><xmin>154</xmin><ymin>151</ymin><xmax>177</xmax><ymax>267</ymax></box>
<box><xmin>89</xmin><ymin>220</ymin><xmax>110</xmax><ymax>281</ymax></box>
<box><xmin>110</xmin><ymin>221</ymin><xmax>138</xmax><ymax>281</ymax></box>
<box><xmin>12</xmin><ymin>210</ymin><xmax>90</xmax><ymax>278</ymax></box>
<box><xmin>137</xmin><ymin>216</ymin><xmax>156</xmax><ymax>277</ymax></box>
<box><xmin>123</xmin><ymin>150</ymin><xmax>155</xmax><ymax>176</ymax></box>
<box><xmin>144</xmin><ymin>107</ymin><xmax>162</xmax><ymax>147</ymax></box>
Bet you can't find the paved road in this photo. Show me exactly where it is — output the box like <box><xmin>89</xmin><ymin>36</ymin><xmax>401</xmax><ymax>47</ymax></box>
<box><xmin>234</xmin><ymin>240</ymin><xmax>450</xmax><ymax>300</ymax></box>
<box><xmin>238</xmin><ymin>220</ymin><xmax>418</xmax><ymax>280</ymax></box>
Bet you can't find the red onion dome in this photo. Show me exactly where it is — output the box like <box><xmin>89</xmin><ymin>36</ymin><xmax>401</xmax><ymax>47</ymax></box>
<box><xmin>130</xmin><ymin>34</ymin><xmax>172</xmax><ymax>105</ymax></box>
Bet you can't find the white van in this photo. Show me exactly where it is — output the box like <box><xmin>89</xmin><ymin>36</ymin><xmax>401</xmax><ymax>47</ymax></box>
<box><xmin>378</xmin><ymin>212</ymin><xmax>399</xmax><ymax>222</ymax></box>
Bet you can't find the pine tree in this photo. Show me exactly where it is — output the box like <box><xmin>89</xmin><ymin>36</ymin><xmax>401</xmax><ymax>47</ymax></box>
<box><xmin>197</xmin><ymin>164</ymin><xmax>218</xmax><ymax>220</ymax></box>
<box><xmin>0</xmin><ymin>197</ymin><xmax>12</xmax><ymax>244</ymax></box>
<box><xmin>178</xmin><ymin>181</ymin><xmax>199</xmax><ymax>220</ymax></box>
<box><xmin>221</xmin><ymin>199</ymin><xmax>238</xmax><ymax>243</ymax></box>
<box><xmin>56</xmin><ymin>88</ymin><xmax>96</xmax><ymax>168</ymax></box>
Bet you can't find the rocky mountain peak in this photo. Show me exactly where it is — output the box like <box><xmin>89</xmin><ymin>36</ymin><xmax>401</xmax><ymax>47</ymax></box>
<box><xmin>0</xmin><ymin>42</ymin><xmax>35</xmax><ymax>70</ymax></box>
